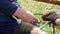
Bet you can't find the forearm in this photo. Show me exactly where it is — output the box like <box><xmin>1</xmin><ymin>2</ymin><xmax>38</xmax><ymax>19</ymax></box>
<box><xmin>13</xmin><ymin>8</ymin><xmax>30</xmax><ymax>22</ymax></box>
<box><xmin>13</xmin><ymin>8</ymin><xmax>27</xmax><ymax>19</ymax></box>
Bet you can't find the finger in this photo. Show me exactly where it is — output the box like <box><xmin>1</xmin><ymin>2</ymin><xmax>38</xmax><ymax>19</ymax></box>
<box><xmin>36</xmin><ymin>23</ymin><xmax>40</xmax><ymax>27</ymax></box>
<box><xmin>34</xmin><ymin>17</ymin><xmax>40</xmax><ymax>24</ymax></box>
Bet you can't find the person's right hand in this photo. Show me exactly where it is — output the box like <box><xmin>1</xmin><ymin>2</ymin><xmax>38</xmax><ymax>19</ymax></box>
<box><xmin>22</xmin><ymin>10</ymin><xmax>40</xmax><ymax>22</ymax></box>
<box><xmin>22</xmin><ymin>10</ymin><xmax>40</xmax><ymax>26</ymax></box>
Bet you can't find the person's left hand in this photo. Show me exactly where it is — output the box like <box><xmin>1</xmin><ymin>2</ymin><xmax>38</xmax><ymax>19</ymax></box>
<box><xmin>31</xmin><ymin>28</ymin><xmax>48</xmax><ymax>34</ymax></box>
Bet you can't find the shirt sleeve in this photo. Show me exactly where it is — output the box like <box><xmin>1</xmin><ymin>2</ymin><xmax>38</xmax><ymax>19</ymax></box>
<box><xmin>0</xmin><ymin>0</ymin><xmax>18</xmax><ymax>15</ymax></box>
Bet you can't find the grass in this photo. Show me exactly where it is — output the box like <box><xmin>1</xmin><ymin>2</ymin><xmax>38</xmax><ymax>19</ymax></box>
<box><xmin>18</xmin><ymin>0</ymin><xmax>60</xmax><ymax>34</ymax></box>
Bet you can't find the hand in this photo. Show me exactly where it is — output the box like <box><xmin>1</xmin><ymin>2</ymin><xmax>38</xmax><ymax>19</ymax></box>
<box><xmin>22</xmin><ymin>10</ymin><xmax>40</xmax><ymax>26</ymax></box>
<box><xmin>31</xmin><ymin>28</ymin><xmax>48</xmax><ymax>34</ymax></box>
<box><xmin>42</xmin><ymin>12</ymin><xmax>59</xmax><ymax>22</ymax></box>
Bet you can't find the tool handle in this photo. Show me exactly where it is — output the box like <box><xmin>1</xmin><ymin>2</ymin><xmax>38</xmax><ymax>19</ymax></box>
<box><xmin>33</xmin><ymin>20</ymin><xmax>37</xmax><ymax>26</ymax></box>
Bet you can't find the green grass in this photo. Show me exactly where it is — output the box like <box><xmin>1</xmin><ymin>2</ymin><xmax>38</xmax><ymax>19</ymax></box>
<box><xmin>18</xmin><ymin>0</ymin><xmax>60</xmax><ymax>34</ymax></box>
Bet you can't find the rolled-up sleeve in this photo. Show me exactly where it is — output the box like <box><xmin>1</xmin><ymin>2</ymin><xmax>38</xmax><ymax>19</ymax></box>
<box><xmin>0</xmin><ymin>0</ymin><xmax>18</xmax><ymax>15</ymax></box>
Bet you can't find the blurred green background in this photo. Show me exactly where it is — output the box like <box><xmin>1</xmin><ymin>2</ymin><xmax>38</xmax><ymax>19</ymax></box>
<box><xmin>18</xmin><ymin>0</ymin><xmax>60</xmax><ymax>34</ymax></box>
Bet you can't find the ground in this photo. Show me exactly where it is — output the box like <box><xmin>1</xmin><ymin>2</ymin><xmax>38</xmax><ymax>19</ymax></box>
<box><xmin>18</xmin><ymin>0</ymin><xmax>60</xmax><ymax>34</ymax></box>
